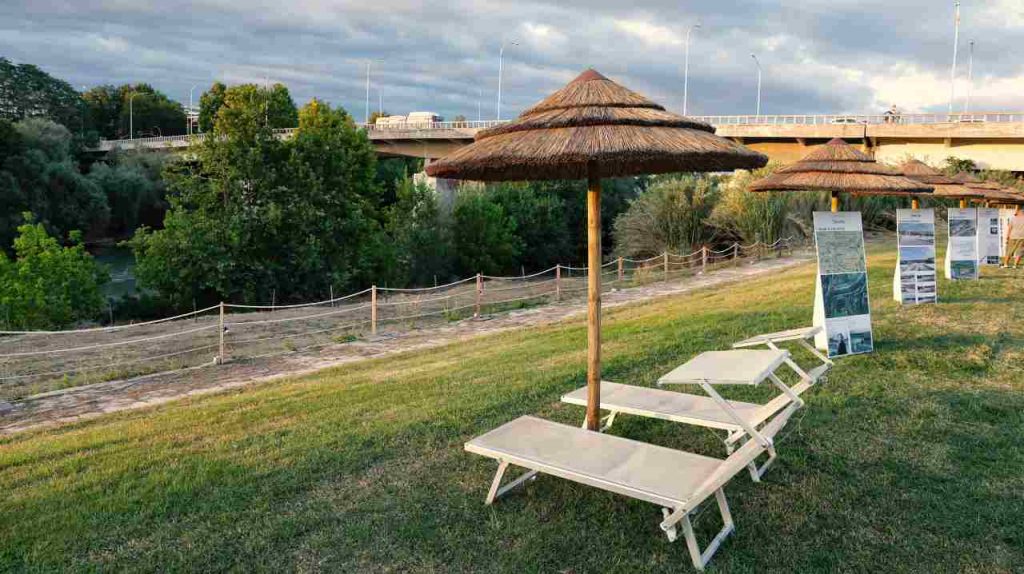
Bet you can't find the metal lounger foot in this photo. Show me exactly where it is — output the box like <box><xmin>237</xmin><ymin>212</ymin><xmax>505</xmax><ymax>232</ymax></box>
<box><xmin>662</xmin><ymin>488</ymin><xmax>736</xmax><ymax>571</ymax></box>
<box><xmin>485</xmin><ymin>461</ymin><xmax>539</xmax><ymax>505</ymax></box>
<box><xmin>579</xmin><ymin>411</ymin><xmax>618</xmax><ymax>431</ymax></box>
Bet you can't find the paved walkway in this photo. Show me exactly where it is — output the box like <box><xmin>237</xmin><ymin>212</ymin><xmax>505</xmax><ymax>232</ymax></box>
<box><xmin>0</xmin><ymin>254</ymin><xmax>812</xmax><ymax>435</ymax></box>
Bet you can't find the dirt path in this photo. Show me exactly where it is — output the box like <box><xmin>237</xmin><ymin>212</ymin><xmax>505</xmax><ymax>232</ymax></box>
<box><xmin>0</xmin><ymin>254</ymin><xmax>812</xmax><ymax>435</ymax></box>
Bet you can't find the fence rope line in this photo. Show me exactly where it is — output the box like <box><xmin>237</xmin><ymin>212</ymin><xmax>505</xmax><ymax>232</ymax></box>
<box><xmin>0</xmin><ymin>237</ymin><xmax>805</xmax><ymax>395</ymax></box>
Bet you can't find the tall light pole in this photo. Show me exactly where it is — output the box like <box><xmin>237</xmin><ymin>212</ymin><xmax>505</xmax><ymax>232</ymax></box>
<box><xmin>497</xmin><ymin>40</ymin><xmax>517</xmax><ymax>120</ymax></box>
<box><xmin>477</xmin><ymin>87</ymin><xmax>482</xmax><ymax>122</ymax></box>
<box><xmin>188</xmin><ymin>84</ymin><xmax>198</xmax><ymax>135</ymax></box>
<box><xmin>751</xmin><ymin>54</ymin><xmax>762</xmax><ymax>117</ymax></box>
<box><xmin>948</xmin><ymin>1</ymin><xmax>961</xmax><ymax>117</ymax></box>
<box><xmin>964</xmin><ymin>40</ymin><xmax>975</xmax><ymax>114</ymax></box>
<box><xmin>129</xmin><ymin>92</ymin><xmax>138</xmax><ymax>140</ymax></box>
<box><xmin>365</xmin><ymin>61</ymin><xmax>372</xmax><ymax>126</ymax></box>
<box><xmin>682</xmin><ymin>23</ymin><xmax>701</xmax><ymax>116</ymax></box>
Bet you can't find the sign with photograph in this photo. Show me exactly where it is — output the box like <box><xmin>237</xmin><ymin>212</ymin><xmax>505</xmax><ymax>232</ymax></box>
<box><xmin>812</xmin><ymin>211</ymin><xmax>873</xmax><ymax>358</ymax></box>
<box><xmin>977</xmin><ymin>207</ymin><xmax>1002</xmax><ymax>266</ymax></box>
<box><xmin>945</xmin><ymin>208</ymin><xmax>979</xmax><ymax>280</ymax></box>
<box><xmin>892</xmin><ymin>208</ymin><xmax>937</xmax><ymax>305</ymax></box>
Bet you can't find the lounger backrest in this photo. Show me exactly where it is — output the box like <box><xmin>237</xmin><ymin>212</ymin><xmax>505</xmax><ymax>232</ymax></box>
<box><xmin>681</xmin><ymin>402</ymin><xmax>798</xmax><ymax>511</ymax></box>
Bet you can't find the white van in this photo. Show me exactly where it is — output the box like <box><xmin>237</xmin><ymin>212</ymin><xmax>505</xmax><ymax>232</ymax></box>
<box><xmin>374</xmin><ymin>115</ymin><xmax>406</xmax><ymax>128</ymax></box>
<box><xmin>406</xmin><ymin>112</ymin><xmax>443</xmax><ymax>127</ymax></box>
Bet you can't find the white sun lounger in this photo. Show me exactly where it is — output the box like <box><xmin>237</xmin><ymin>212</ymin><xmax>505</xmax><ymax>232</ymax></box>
<box><xmin>561</xmin><ymin>349</ymin><xmax>806</xmax><ymax>481</ymax></box>
<box><xmin>465</xmin><ymin>410</ymin><xmax>795</xmax><ymax>571</ymax></box>
<box><xmin>732</xmin><ymin>326</ymin><xmax>833</xmax><ymax>383</ymax></box>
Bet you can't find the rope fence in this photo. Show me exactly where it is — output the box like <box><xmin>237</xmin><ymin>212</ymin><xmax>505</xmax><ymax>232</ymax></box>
<box><xmin>0</xmin><ymin>237</ymin><xmax>805</xmax><ymax>401</ymax></box>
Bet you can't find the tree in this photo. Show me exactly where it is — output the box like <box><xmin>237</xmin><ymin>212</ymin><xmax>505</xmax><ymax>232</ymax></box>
<box><xmin>368</xmin><ymin>110</ymin><xmax>388</xmax><ymax>124</ymax></box>
<box><xmin>130</xmin><ymin>97</ymin><xmax>392</xmax><ymax>307</ymax></box>
<box><xmin>452</xmin><ymin>190</ymin><xmax>520</xmax><ymax>276</ymax></box>
<box><xmin>198</xmin><ymin>82</ymin><xmax>226</xmax><ymax>133</ymax></box>
<box><xmin>942</xmin><ymin>156</ymin><xmax>977</xmax><ymax>175</ymax></box>
<box><xmin>0</xmin><ymin>57</ymin><xmax>84</xmax><ymax>130</ymax></box>
<box><xmin>0</xmin><ymin>118</ymin><xmax>108</xmax><ymax>253</ymax></box>
<box><xmin>527</xmin><ymin>177</ymin><xmax>642</xmax><ymax>261</ymax></box>
<box><xmin>81</xmin><ymin>85</ymin><xmax>122</xmax><ymax>139</ymax></box>
<box><xmin>613</xmin><ymin>175</ymin><xmax>719</xmax><ymax>258</ymax></box>
<box><xmin>707</xmin><ymin>167</ymin><xmax>791</xmax><ymax>245</ymax></box>
<box><xmin>0</xmin><ymin>214</ymin><xmax>108</xmax><ymax>330</ymax></box>
<box><xmin>489</xmin><ymin>183</ymin><xmax>573</xmax><ymax>271</ymax></box>
<box><xmin>82</xmin><ymin>84</ymin><xmax>187</xmax><ymax>139</ymax></box>
<box><xmin>386</xmin><ymin>177</ymin><xmax>453</xmax><ymax>286</ymax></box>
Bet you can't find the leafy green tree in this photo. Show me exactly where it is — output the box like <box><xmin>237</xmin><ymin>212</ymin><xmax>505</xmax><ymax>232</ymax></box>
<box><xmin>198</xmin><ymin>81</ymin><xmax>227</xmax><ymax>133</ymax></box>
<box><xmin>386</xmin><ymin>177</ymin><xmax>453</xmax><ymax>286</ymax></box>
<box><xmin>81</xmin><ymin>85</ymin><xmax>122</xmax><ymax>139</ymax></box>
<box><xmin>452</xmin><ymin>190</ymin><xmax>520</xmax><ymax>276</ymax></box>
<box><xmin>81</xmin><ymin>83</ymin><xmax>186</xmax><ymax>139</ymax></box>
<box><xmin>614</xmin><ymin>175</ymin><xmax>719</xmax><ymax>257</ymax></box>
<box><xmin>942</xmin><ymin>156</ymin><xmax>977</xmax><ymax>175</ymax></box>
<box><xmin>527</xmin><ymin>178</ymin><xmax>642</xmax><ymax>262</ymax></box>
<box><xmin>130</xmin><ymin>97</ymin><xmax>391</xmax><ymax>307</ymax></box>
<box><xmin>0</xmin><ymin>118</ymin><xmax>108</xmax><ymax>253</ymax></box>
<box><xmin>0</xmin><ymin>57</ymin><xmax>84</xmax><ymax>129</ymax></box>
<box><xmin>87</xmin><ymin>157</ymin><xmax>165</xmax><ymax>237</ymax></box>
<box><xmin>0</xmin><ymin>215</ymin><xmax>108</xmax><ymax>330</ymax></box>
<box><xmin>489</xmin><ymin>183</ymin><xmax>573</xmax><ymax>271</ymax></box>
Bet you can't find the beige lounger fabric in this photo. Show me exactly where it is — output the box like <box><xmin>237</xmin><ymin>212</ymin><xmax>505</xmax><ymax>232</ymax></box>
<box><xmin>657</xmin><ymin>349</ymin><xmax>789</xmax><ymax>386</ymax></box>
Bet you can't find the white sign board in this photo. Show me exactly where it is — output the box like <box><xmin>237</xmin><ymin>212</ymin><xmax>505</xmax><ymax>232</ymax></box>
<box><xmin>977</xmin><ymin>207</ymin><xmax>1002</xmax><ymax>266</ymax></box>
<box><xmin>812</xmin><ymin>211</ymin><xmax>873</xmax><ymax>357</ymax></box>
<box><xmin>945</xmin><ymin>208</ymin><xmax>979</xmax><ymax>280</ymax></box>
<box><xmin>892</xmin><ymin>208</ymin><xmax>937</xmax><ymax>305</ymax></box>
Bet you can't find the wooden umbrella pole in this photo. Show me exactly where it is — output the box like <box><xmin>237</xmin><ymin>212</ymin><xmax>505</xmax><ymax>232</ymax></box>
<box><xmin>830</xmin><ymin>190</ymin><xmax>840</xmax><ymax>213</ymax></box>
<box><xmin>585</xmin><ymin>165</ymin><xmax>602</xmax><ymax>431</ymax></box>
<box><xmin>911</xmin><ymin>198</ymin><xmax>920</xmax><ymax>210</ymax></box>
<box><xmin>960</xmin><ymin>199</ymin><xmax>968</xmax><ymax>208</ymax></box>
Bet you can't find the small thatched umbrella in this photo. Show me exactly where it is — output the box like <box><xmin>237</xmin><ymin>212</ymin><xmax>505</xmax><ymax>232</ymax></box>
<box><xmin>748</xmin><ymin>138</ymin><xmax>933</xmax><ymax>211</ymax></box>
<box><xmin>426</xmin><ymin>69</ymin><xmax>767</xmax><ymax>430</ymax></box>
<box><xmin>899</xmin><ymin>159</ymin><xmax>986</xmax><ymax>208</ymax></box>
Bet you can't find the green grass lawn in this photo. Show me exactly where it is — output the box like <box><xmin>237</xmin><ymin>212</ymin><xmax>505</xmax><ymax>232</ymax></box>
<box><xmin>2</xmin><ymin>242</ymin><xmax>1023</xmax><ymax>573</ymax></box>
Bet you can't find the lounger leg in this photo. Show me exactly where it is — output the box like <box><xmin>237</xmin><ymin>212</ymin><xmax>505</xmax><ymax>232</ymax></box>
<box><xmin>782</xmin><ymin>356</ymin><xmax>814</xmax><ymax>384</ymax></box>
<box><xmin>699</xmin><ymin>381</ymin><xmax>772</xmax><ymax>449</ymax></box>
<box><xmin>800</xmin><ymin>338</ymin><xmax>834</xmax><ymax>366</ymax></box>
<box><xmin>485</xmin><ymin>461</ymin><xmax>539</xmax><ymax>505</ymax></box>
<box><xmin>579</xmin><ymin>411</ymin><xmax>618</xmax><ymax>432</ymax></box>
<box><xmin>768</xmin><ymin>373</ymin><xmax>804</xmax><ymax>408</ymax></box>
<box><xmin>662</xmin><ymin>489</ymin><xmax>736</xmax><ymax>571</ymax></box>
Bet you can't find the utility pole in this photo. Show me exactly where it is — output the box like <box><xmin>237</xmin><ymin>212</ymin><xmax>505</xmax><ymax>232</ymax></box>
<box><xmin>682</xmin><ymin>23</ymin><xmax>701</xmax><ymax>116</ymax></box>
<box><xmin>751</xmin><ymin>54</ymin><xmax>762</xmax><ymax>117</ymax></box>
<box><xmin>365</xmin><ymin>61</ymin><xmax>371</xmax><ymax>126</ymax></box>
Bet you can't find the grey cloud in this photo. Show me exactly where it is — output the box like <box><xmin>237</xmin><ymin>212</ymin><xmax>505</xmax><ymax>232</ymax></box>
<box><xmin>1</xmin><ymin>0</ymin><xmax>1020</xmax><ymax>122</ymax></box>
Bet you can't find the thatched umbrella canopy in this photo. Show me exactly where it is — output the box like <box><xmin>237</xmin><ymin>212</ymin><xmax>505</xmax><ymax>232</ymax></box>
<box><xmin>950</xmin><ymin>172</ymin><xmax>1024</xmax><ymax>207</ymax></box>
<box><xmin>899</xmin><ymin>159</ymin><xmax>987</xmax><ymax>206</ymax></box>
<box><xmin>425</xmin><ymin>68</ymin><xmax>767</xmax><ymax>430</ymax></box>
<box><xmin>748</xmin><ymin>138</ymin><xmax>933</xmax><ymax>211</ymax></box>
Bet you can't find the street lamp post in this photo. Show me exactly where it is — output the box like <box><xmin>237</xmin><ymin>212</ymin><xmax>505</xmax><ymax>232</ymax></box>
<box><xmin>365</xmin><ymin>61</ymin><xmax>372</xmax><ymax>126</ymax></box>
<box><xmin>751</xmin><ymin>54</ymin><xmax>762</xmax><ymax>117</ymax></box>
<box><xmin>948</xmin><ymin>1</ymin><xmax>961</xmax><ymax>117</ymax></box>
<box><xmin>129</xmin><ymin>92</ymin><xmax>138</xmax><ymax>140</ymax></box>
<box><xmin>497</xmin><ymin>40</ymin><xmax>517</xmax><ymax>121</ymax></box>
<box><xmin>964</xmin><ymin>40</ymin><xmax>975</xmax><ymax>114</ymax></box>
<box><xmin>682</xmin><ymin>23</ymin><xmax>701</xmax><ymax>116</ymax></box>
<box><xmin>188</xmin><ymin>84</ymin><xmax>198</xmax><ymax>135</ymax></box>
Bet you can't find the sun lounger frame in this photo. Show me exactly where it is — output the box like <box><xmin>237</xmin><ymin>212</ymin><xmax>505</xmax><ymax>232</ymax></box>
<box><xmin>732</xmin><ymin>326</ymin><xmax>833</xmax><ymax>384</ymax></box>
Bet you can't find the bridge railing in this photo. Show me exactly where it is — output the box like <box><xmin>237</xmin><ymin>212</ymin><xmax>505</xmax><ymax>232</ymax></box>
<box><xmin>690</xmin><ymin>112</ymin><xmax>1024</xmax><ymax>126</ymax></box>
<box><xmin>360</xmin><ymin>120</ymin><xmax>507</xmax><ymax>131</ymax></box>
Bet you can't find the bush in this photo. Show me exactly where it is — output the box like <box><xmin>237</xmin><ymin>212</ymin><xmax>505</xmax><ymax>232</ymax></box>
<box><xmin>612</xmin><ymin>175</ymin><xmax>718</xmax><ymax>258</ymax></box>
<box><xmin>0</xmin><ymin>215</ymin><xmax>108</xmax><ymax>329</ymax></box>
<box><xmin>708</xmin><ymin>165</ymin><xmax>794</xmax><ymax>245</ymax></box>
<box><xmin>451</xmin><ymin>190</ymin><xmax>520</xmax><ymax>276</ymax></box>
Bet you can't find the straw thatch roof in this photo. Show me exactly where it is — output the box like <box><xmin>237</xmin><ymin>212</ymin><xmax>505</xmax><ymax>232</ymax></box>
<box><xmin>899</xmin><ymin>159</ymin><xmax>986</xmax><ymax>200</ymax></box>
<box><xmin>747</xmin><ymin>138</ymin><xmax>932</xmax><ymax>196</ymax></box>
<box><xmin>424</xmin><ymin>69</ymin><xmax>768</xmax><ymax>181</ymax></box>
<box><xmin>950</xmin><ymin>172</ymin><xmax>1024</xmax><ymax>204</ymax></box>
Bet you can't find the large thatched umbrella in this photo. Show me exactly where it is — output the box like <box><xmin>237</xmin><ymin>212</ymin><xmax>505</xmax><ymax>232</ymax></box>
<box><xmin>748</xmin><ymin>138</ymin><xmax>932</xmax><ymax>211</ymax></box>
<box><xmin>426</xmin><ymin>69</ymin><xmax>767</xmax><ymax>430</ymax></box>
<box><xmin>899</xmin><ymin>159</ymin><xmax>986</xmax><ymax>208</ymax></box>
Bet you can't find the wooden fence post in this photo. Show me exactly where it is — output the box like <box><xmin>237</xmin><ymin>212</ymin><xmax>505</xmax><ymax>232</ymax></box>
<box><xmin>701</xmin><ymin>246</ymin><xmax>708</xmax><ymax>272</ymax></box>
<box><xmin>218</xmin><ymin>301</ymin><xmax>225</xmax><ymax>364</ymax></box>
<box><xmin>475</xmin><ymin>273</ymin><xmax>482</xmax><ymax>317</ymax></box>
<box><xmin>617</xmin><ymin>257</ymin><xmax>624</xmax><ymax>282</ymax></box>
<box><xmin>555</xmin><ymin>265</ymin><xmax>561</xmax><ymax>302</ymax></box>
<box><xmin>733</xmin><ymin>243</ymin><xmax>740</xmax><ymax>263</ymax></box>
<box><xmin>663</xmin><ymin>252</ymin><xmax>669</xmax><ymax>281</ymax></box>
<box><xmin>371</xmin><ymin>285</ymin><xmax>378</xmax><ymax>335</ymax></box>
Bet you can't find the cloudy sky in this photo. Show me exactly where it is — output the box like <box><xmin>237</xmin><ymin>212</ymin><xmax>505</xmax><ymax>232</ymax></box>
<box><xmin>2</xmin><ymin>1</ymin><xmax>1022</xmax><ymax>121</ymax></box>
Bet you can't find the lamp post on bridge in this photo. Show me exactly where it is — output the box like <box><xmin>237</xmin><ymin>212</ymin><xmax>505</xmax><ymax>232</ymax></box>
<box><xmin>497</xmin><ymin>39</ymin><xmax>517</xmax><ymax>121</ymax></box>
<box><xmin>682</xmin><ymin>23</ymin><xmax>701</xmax><ymax>117</ymax></box>
<box><xmin>188</xmin><ymin>84</ymin><xmax>198</xmax><ymax>136</ymax></box>
<box><xmin>964</xmin><ymin>40</ymin><xmax>975</xmax><ymax>114</ymax></box>
<box><xmin>129</xmin><ymin>91</ymin><xmax>138</xmax><ymax>141</ymax></box>
<box><xmin>751</xmin><ymin>53</ymin><xmax>762</xmax><ymax>118</ymax></box>
<box><xmin>948</xmin><ymin>1</ymin><xmax>961</xmax><ymax>117</ymax></box>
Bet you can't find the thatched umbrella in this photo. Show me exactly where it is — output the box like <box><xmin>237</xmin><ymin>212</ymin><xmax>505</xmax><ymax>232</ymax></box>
<box><xmin>950</xmin><ymin>172</ymin><xmax>1024</xmax><ymax>208</ymax></box>
<box><xmin>426</xmin><ymin>69</ymin><xmax>767</xmax><ymax>430</ymax></box>
<box><xmin>899</xmin><ymin>159</ymin><xmax>986</xmax><ymax>208</ymax></box>
<box><xmin>747</xmin><ymin>138</ymin><xmax>932</xmax><ymax>211</ymax></box>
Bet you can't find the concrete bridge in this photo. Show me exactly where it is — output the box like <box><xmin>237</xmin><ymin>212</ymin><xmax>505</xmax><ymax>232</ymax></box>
<box><xmin>90</xmin><ymin>113</ymin><xmax>1024</xmax><ymax>171</ymax></box>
